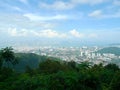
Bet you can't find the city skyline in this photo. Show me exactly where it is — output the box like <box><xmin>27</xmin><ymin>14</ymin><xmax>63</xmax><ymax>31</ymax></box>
<box><xmin>0</xmin><ymin>0</ymin><xmax>120</xmax><ymax>47</ymax></box>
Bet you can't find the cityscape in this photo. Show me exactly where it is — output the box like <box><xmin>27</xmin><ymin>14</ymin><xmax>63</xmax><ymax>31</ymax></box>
<box><xmin>14</xmin><ymin>46</ymin><xmax>120</xmax><ymax>66</ymax></box>
<box><xmin>0</xmin><ymin>0</ymin><xmax>120</xmax><ymax>89</ymax></box>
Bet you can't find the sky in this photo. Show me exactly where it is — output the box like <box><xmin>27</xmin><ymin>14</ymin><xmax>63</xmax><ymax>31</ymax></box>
<box><xmin>0</xmin><ymin>0</ymin><xmax>120</xmax><ymax>47</ymax></box>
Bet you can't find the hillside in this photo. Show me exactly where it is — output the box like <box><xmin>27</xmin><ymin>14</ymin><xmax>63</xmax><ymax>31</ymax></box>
<box><xmin>0</xmin><ymin>47</ymin><xmax>120</xmax><ymax>90</ymax></box>
<box><xmin>97</xmin><ymin>47</ymin><xmax>120</xmax><ymax>56</ymax></box>
<box><xmin>13</xmin><ymin>53</ymin><xmax>48</xmax><ymax>72</ymax></box>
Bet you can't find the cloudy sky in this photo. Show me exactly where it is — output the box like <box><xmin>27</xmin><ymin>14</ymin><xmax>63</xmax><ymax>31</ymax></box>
<box><xmin>0</xmin><ymin>0</ymin><xmax>120</xmax><ymax>47</ymax></box>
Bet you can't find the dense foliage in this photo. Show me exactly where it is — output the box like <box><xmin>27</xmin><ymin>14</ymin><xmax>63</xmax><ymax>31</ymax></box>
<box><xmin>0</xmin><ymin>47</ymin><xmax>120</xmax><ymax>90</ymax></box>
<box><xmin>14</xmin><ymin>53</ymin><xmax>48</xmax><ymax>72</ymax></box>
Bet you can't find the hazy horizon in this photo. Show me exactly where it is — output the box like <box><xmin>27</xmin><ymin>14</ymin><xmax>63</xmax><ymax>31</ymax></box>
<box><xmin>0</xmin><ymin>0</ymin><xmax>120</xmax><ymax>47</ymax></box>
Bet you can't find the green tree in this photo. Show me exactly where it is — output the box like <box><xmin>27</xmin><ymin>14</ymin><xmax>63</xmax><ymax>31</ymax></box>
<box><xmin>77</xmin><ymin>61</ymin><xmax>91</xmax><ymax>72</ymax></box>
<box><xmin>68</xmin><ymin>61</ymin><xmax>76</xmax><ymax>69</ymax></box>
<box><xmin>38</xmin><ymin>59</ymin><xmax>62</xmax><ymax>74</ymax></box>
<box><xmin>0</xmin><ymin>47</ymin><xmax>18</xmax><ymax>68</ymax></box>
<box><xmin>77</xmin><ymin>71</ymin><xmax>102</xmax><ymax>90</ymax></box>
<box><xmin>0</xmin><ymin>53</ymin><xmax>3</xmax><ymax>70</ymax></box>
<box><xmin>104</xmin><ymin>63</ymin><xmax>119</xmax><ymax>71</ymax></box>
<box><xmin>110</xmin><ymin>71</ymin><xmax>120</xmax><ymax>90</ymax></box>
<box><xmin>25</xmin><ymin>65</ymin><xmax>36</xmax><ymax>76</ymax></box>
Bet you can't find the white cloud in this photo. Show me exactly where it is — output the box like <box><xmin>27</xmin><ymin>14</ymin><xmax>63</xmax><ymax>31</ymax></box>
<box><xmin>69</xmin><ymin>29</ymin><xmax>84</xmax><ymax>38</ymax></box>
<box><xmin>24</xmin><ymin>13</ymin><xmax>68</xmax><ymax>21</ymax></box>
<box><xmin>40</xmin><ymin>0</ymin><xmax>108</xmax><ymax>10</ymax></box>
<box><xmin>69</xmin><ymin>29</ymin><xmax>98</xmax><ymax>38</ymax></box>
<box><xmin>11</xmin><ymin>6</ymin><xmax>22</xmax><ymax>12</ymax></box>
<box><xmin>31</xmin><ymin>29</ymin><xmax>67</xmax><ymax>38</ymax></box>
<box><xmin>40</xmin><ymin>1</ymin><xmax>74</xmax><ymax>10</ymax></box>
<box><xmin>8</xmin><ymin>28</ymin><xmax>28</xmax><ymax>37</ymax></box>
<box><xmin>88</xmin><ymin>10</ymin><xmax>102</xmax><ymax>18</ymax></box>
<box><xmin>0</xmin><ymin>13</ymin><xmax>57</xmax><ymax>31</ymax></box>
<box><xmin>88</xmin><ymin>9</ymin><xmax>120</xmax><ymax>18</ymax></box>
<box><xmin>7</xmin><ymin>28</ymin><xmax>67</xmax><ymax>38</ymax></box>
<box><xmin>7</xmin><ymin>28</ymin><xmax>98</xmax><ymax>39</ymax></box>
<box><xmin>71</xmin><ymin>0</ymin><xmax>107</xmax><ymax>5</ymax></box>
<box><xmin>37</xmin><ymin>22</ymin><xmax>57</xmax><ymax>29</ymax></box>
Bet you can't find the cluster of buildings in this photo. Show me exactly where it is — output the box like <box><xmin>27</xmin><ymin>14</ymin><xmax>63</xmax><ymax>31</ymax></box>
<box><xmin>15</xmin><ymin>46</ymin><xmax>120</xmax><ymax>66</ymax></box>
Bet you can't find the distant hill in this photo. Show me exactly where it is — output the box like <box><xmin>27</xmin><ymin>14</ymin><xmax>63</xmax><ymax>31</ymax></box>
<box><xmin>13</xmin><ymin>53</ymin><xmax>61</xmax><ymax>72</ymax></box>
<box><xmin>97</xmin><ymin>47</ymin><xmax>120</xmax><ymax>56</ymax></box>
<box><xmin>13</xmin><ymin>53</ymin><xmax>48</xmax><ymax>72</ymax></box>
<box><xmin>109</xmin><ymin>43</ymin><xmax>120</xmax><ymax>46</ymax></box>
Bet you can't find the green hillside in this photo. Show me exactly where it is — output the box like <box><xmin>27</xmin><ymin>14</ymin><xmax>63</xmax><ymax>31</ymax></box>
<box><xmin>97</xmin><ymin>47</ymin><xmax>120</xmax><ymax>56</ymax></box>
<box><xmin>14</xmin><ymin>53</ymin><xmax>61</xmax><ymax>72</ymax></box>
<box><xmin>13</xmin><ymin>53</ymin><xmax>48</xmax><ymax>72</ymax></box>
<box><xmin>0</xmin><ymin>47</ymin><xmax>120</xmax><ymax>90</ymax></box>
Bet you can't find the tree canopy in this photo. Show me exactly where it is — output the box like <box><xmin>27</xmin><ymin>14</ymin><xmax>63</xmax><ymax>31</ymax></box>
<box><xmin>0</xmin><ymin>47</ymin><xmax>120</xmax><ymax>90</ymax></box>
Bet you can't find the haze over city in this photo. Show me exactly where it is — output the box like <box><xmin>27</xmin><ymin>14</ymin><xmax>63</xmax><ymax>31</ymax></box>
<box><xmin>1</xmin><ymin>1</ymin><xmax>120</xmax><ymax>89</ymax></box>
<box><xmin>0</xmin><ymin>0</ymin><xmax>120</xmax><ymax>47</ymax></box>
